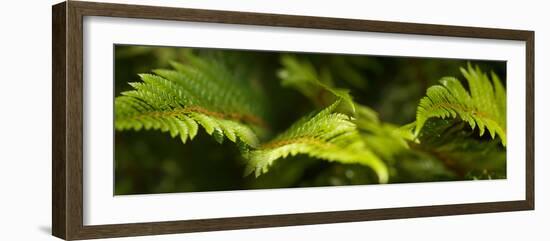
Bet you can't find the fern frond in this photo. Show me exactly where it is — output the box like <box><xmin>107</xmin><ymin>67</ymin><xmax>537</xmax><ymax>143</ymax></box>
<box><xmin>414</xmin><ymin>64</ymin><xmax>506</xmax><ymax>146</ymax></box>
<box><xmin>245</xmin><ymin>100</ymin><xmax>389</xmax><ymax>183</ymax></box>
<box><xmin>275</xmin><ymin>55</ymin><xmax>414</xmax><ymax>181</ymax></box>
<box><xmin>115</xmin><ymin>53</ymin><xmax>269</xmax><ymax>148</ymax></box>
<box><xmin>278</xmin><ymin>55</ymin><xmax>412</xmax><ymax>162</ymax></box>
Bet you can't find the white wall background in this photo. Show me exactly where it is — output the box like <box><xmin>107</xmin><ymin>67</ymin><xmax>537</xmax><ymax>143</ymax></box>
<box><xmin>0</xmin><ymin>0</ymin><xmax>547</xmax><ymax>240</ymax></box>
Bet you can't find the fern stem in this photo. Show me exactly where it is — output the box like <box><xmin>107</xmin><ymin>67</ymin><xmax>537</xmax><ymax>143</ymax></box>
<box><xmin>118</xmin><ymin>105</ymin><xmax>269</xmax><ymax>129</ymax></box>
<box><xmin>260</xmin><ymin>136</ymin><xmax>337</xmax><ymax>150</ymax></box>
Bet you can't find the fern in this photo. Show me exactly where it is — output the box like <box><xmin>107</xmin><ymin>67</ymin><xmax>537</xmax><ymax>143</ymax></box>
<box><xmin>273</xmin><ymin>55</ymin><xmax>415</xmax><ymax>182</ymax></box>
<box><xmin>115</xmin><ymin>53</ymin><xmax>269</xmax><ymax>148</ymax></box>
<box><xmin>414</xmin><ymin>64</ymin><xmax>506</xmax><ymax>146</ymax></box>
<box><xmin>245</xmin><ymin>100</ymin><xmax>389</xmax><ymax>183</ymax></box>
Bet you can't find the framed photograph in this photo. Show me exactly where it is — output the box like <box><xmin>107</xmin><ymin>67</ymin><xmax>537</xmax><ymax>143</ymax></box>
<box><xmin>52</xmin><ymin>1</ymin><xmax>534</xmax><ymax>240</ymax></box>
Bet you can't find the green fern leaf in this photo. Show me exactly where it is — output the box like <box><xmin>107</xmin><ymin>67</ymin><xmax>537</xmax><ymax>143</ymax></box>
<box><xmin>414</xmin><ymin>64</ymin><xmax>506</xmax><ymax>146</ymax></box>
<box><xmin>245</xmin><ymin>100</ymin><xmax>389</xmax><ymax>183</ymax></box>
<box><xmin>277</xmin><ymin>54</ymin><xmax>412</xmax><ymax>165</ymax></box>
<box><xmin>115</xmin><ymin>53</ymin><xmax>268</xmax><ymax>148</ymax></box>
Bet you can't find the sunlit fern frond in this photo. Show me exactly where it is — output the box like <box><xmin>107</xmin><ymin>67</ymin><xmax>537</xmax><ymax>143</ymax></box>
<box><xmin>414</xmin><ymin>64</ymin><xmax>506</xmax><ymax>146</ymax></box>
<box><xmin>277</xmin><ymin>54</ymin><xmax>413</xmax><ymax>163</ymax></box>
<box><xmin>115</xmin><ymin>53</ymin><xmax>270</xmax><ymax>148</ymax></box>
<box><xmin>245</xmin><ymin>100</ymin><xmax>389</xmax><ymax>183</ymax></box>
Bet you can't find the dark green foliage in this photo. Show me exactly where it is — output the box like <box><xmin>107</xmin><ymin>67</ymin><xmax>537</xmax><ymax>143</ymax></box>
<box><xmin>413</xmin><ymin>119</ymin><xmax>506</xmax><ymax>179</ymax></box>
<box><xmin>114</xmin><ymin>46</ymin><xmax>506</xmax><ymax>194</ymax></box>
<box><xmin>277</xmin><ymin>54</ymin><xmax>356</xmax><ymax>113</ymax></box>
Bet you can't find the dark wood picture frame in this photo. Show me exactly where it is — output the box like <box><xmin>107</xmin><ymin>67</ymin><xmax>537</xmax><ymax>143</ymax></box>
<box><xmin>52</xmin><ymin>1</ymin><xmax>535</xmax><ymax>240</ymax></box>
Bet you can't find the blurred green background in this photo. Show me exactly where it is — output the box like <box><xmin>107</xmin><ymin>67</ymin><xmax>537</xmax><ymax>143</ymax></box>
<box><xmin>114</xmin><ymin>45</ymin><xmax>506</xmax><ymax>195</ymax></box>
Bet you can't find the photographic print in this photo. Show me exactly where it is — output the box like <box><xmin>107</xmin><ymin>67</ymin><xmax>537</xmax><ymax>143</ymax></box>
<box><xmin>113</xmin><ymin>45</ymin><xmax>507</xmax><ymax>195</ymax></box>
<box><xmin>52</xmin><ymin>2</ymin><xmax>533</xmax><ymax>239</ymax></box>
